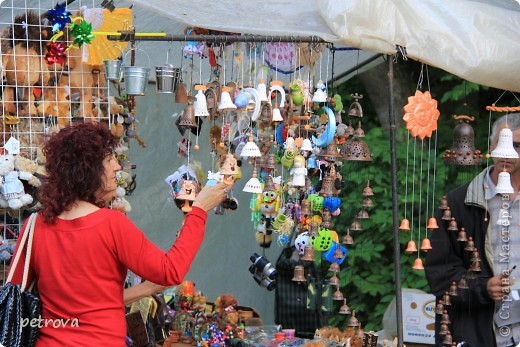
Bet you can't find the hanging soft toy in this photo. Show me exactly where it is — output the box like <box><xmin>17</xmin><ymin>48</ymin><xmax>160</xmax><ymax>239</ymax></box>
<box><xmin>0</xmin><ymin>154</ymin><xmax>34</xmax><ymax>210</ymax></box>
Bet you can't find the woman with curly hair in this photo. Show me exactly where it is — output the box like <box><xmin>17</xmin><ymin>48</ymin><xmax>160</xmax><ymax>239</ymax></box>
<box><xmin>9</xmin><ymin>122</ymin><xmax>231</xmax><ymax>346</ymax></box>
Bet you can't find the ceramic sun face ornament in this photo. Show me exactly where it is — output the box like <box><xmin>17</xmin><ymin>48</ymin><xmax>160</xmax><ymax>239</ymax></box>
<box><xmin>219</xmin><ymin>153</ymin><xmax>237</xmax><ymax>185</ymax></box>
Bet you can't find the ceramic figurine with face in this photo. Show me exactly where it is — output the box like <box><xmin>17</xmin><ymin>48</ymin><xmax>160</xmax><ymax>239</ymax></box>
<box><xmin>219</xmin><ymin>153</ymin><xmax>237</xmax><ymax>185</ymax></box>
<box><xmin>290</xmin><ymin>155</ymin><xmax>307</xmax><ymax>187</ymax></box>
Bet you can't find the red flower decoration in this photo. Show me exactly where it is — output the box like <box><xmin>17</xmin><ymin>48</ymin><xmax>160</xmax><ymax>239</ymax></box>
<box><xmin>45</xmin><ymin>42</ymin><xmax>67</xmax><ymax>65</ymax></box>
<box><xmin>403</xmin><ymin>90</ymin><xmax>440</xmax><ymax>140</ymax></box>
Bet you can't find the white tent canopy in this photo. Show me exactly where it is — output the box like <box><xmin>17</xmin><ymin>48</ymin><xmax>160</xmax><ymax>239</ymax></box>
<box><xmin>134</xmin><ymin>0</ymin><xmax>520</xmax><ymax>93</ymax></box>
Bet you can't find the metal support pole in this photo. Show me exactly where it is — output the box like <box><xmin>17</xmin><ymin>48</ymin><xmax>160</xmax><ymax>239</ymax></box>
<box><xmin>388</xmin><ymin>55</ymin><xmax>404</xmax><ymax>346</ymax></box>
<box><xmin>107</xmin><ymin>32</ymin><xmax>327</xmax><ymax>43</ymax></box>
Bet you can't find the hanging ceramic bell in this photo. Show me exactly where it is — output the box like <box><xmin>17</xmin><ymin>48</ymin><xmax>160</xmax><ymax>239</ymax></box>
<box><xmin>319</xmin><ymin>176</ymin><xmax>336</xmax><ymax>197</ymax></box>
<box><xmin>458</xmin><ymin>275</ymin><xmax>469</xmax><ymax>289</ymax></box>
<box><xmin>405</xmin><ymin>240</ymin><xmax>418</xmax><ymax>253</ymax></box>
<box><xmin>339</xmin><ymin>298</ymin><xmax>351</xmax><ymax>315</ymax></box>
<box><xmin>332</xmin><ymin>286</ymin><xmax>344</xmax><ymax>301</ymax></box>
<box><xmin>348</xmin><ymin>93</ymin><xmax>363</xmax><ymax>118</ymax></box>
<box><xmin>350</xmin><ymin>219</ymin><xmax>363</xmax><ymax>231</ymax></box>
<box><xmin>448</xmin><ymin>281</ymin><xmax>459</xmax><ymax>297</ymax></box>
<box><xmin>263</xmin><ymin>175</ymin><xmax>276</xmax><ymax>191</ymax></box>
<box><xmin>312</xmin><ymin>88</ymin><xmax>327</xmax><ymax>104</ymax></box>
<box><xmin>426</xmin><ymin>217</ymin><xmax>439</xmax><ymax>229</ymax></box>
<box><xmin>420</xmin><ymin>238</ymin><xmax>432</xmax><ymax>251</ymax></box>
<box><xmin>464</xmin><ymin>237</ymin><xmax>476</xmax><ymax>251</ymax></box>
<box><xmin>442</xmin><ymin>291</ymin><xmax>452</xmax><ymax>306</ymax></box>
<box><xmin>441</xmin><ymin>207</ymin><xmax>452</xmax><ymax>220</ymax></box>
<box><xmin>438</xmin><ymin>322</ymin><xmax>449</xmax><ymax>336</ymax></box>
<box><xmin>341</xmin><ymin>137</ymin><xmax>373</xmax><ymax>161</ymax></box>
<box><xmin>357</xmin><ymin>208</ymin><xmax>369</xmax><ymax>219</ymax></box>
<box><xmin>438</xmin><ymin>195</ymin><xmax>449</xmax><ymax>209</ymax></box>
<box><xmin>328</xmin><ymin>261</ymin><xmax>340</xmax><ymax>273</ymax></box>
<box><xmin>447</xmin><ymin>217</ymin><xmax>458</xmax><ymax>231</ymax></box>
<box><xmin>353</xmin><ymin>121</ymin><xmax>365</xmax><ymax>137</ymax></box>
<box><xmin>243</xmin><ymin>168</ymin><xmax>263</xmax><ymax>193</ymax></box>
<box><xmin>457</xmin><ymin>227</ymin><xmax>468</xmax><ymax>242</ymax></box>
<box><xmin>317</xmin><ymin>138</ymin><xmax>342</xmax><ymax>162</ymax></box>
<box><xmin>178</xmin><ymin>96</ymin><xmax>198</xmax><ymax>129</ymax></box>
<box><xmin>471</xmin><ymin>258</ymin><xmax>481</xmax><ymax>272</ymax></box>
<box><xmin>443</xmin><ymin>116</ymin><xmax>483</xmax><ymax>165</ymax></box>
<box><xmin>321</xmin><ymin>210</ymin><xmax>332</xmax><ymax>228</ymax></box>
<box><xmin>272</xmin><ymin>103</ymin><xmax>284</xmax><ymax>122</ymax></box>
<box><xmin>291</xmin><ymin>265</ymin><xmax>306</xmax><ymax>283</ymax></box>
<box><xmin>194</xmin><ymin>85</ymin><xmax>210</xmax><ymax>117</ymax></box>
<box><xmin>241</xmin><ymin>133</ymin><xmax>262</xmax><ymax>158</ymax></box>
<box><xmin>442</xmin><ymin>332</ymin><xmax>453</xmax><ymax>346</ymax></box>
<box><xmin>218</xmin><ymin>86</ymin><xmax>237</xmax><ymax>112</ymax></box>
<box><xmin>495</xmin><ymin>170</ymin><xmax>515</xmax><ymax>194</ymax></box>
<box><xmin>255</xmin><ymin>79</ymin><xmax>269</xmax><ymax>102</ymax></box>
<box><xmin>302</xmin><ymin>245</ymin><xmax>315</xmax><ymax>261</ymax></box>
<box><xmin>328</xmin><ymin>273</ymin><xmax>340</xmax><ymax>286</ymax></box>
<box><xmin>412</xmin><ymin>257</ymin><xmax>424</xmax><ymax>270</ymax></box>
<box><xmin>435</xmin><ymin>300</ymin><xmax>444</xmax><ymax>315</ymax></box>
<box><xmin>363</xmin><ymin>180</ymin><xmax>374</xmax><ymax>196</ymax></box>
<box><xmin>255</xmin><ymin>155</ymin><xmax>267</xmax><ymax>170</ymax></box>
<box><xmin>399</xmin><ymin>218</ymin><xmax>411</xmax><ymax>231</ymax></box>
<box><xmin>175</xmin><ymin>80</ymin><xmax>189</xmax><ymax>103</ymax></box>
<box><xmin>491</xmin><ymin>127</ymin><xmax>519</xmax><ymax>158</ymax></box>
<box><xmin>362</xmin><ymin>197</ymin><xmax>373</xmax><ymax>208</ymax></box>
<box><xmin>300</xmin><ymin>138</ymin><xmax>313</xmax><ymax>152</ymax></box>
<box><xmin>342</xmin><ymin>229</ymin><xmax>354</xmax><ymax>245</ymax></box>
<box><xmin>347</xmin><ymin>311</ymin><xmax>359</xmax><ymax>327</ymax></box>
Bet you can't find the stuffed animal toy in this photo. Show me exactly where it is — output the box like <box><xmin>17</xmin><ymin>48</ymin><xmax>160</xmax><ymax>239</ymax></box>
<box><xmin>0</xmin><ymin>154</ymin><xmax>34</xmax><ymax>209</ymax></box>
<box><xmin>14</xmin><ymin>154</ymin><xmax>41</xmax><ymax>187</ymax></box>
<box><xmin>3</xmin><ymin>11</ymin><xmax>51</xmax><ymax>116</ymax></box>
<box><xmin>36</xmin><ymin>86</ymin><xmax>71</xmax><ymax>128</ymax></box>
<box><xmin>214</xmin><ymin>293</ymin><xmax>239</xmax><ymax>324</ymax></box>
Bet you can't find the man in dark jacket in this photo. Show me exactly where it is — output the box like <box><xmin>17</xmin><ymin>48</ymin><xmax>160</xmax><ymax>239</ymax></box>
<box><xmin>425</xmin><ymin>113</ymin><xmax>520</xmax><ymax>347</ymax></box>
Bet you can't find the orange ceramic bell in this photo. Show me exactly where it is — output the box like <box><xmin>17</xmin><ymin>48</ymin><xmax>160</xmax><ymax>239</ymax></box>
<box><xmin>399</xmin><ymin>218</ymin><xmax>411</xmax><ymax>231</ymax></box>
<box><xmin>435</xmin><ymin>300</ymin><xmax>444</xmax><ymax>315</ymax></box>
<box><xmin>442</xmin><ymin>331</ymin><xmax>452</xmax><ymax>346</ymax></box>
<box><xmin>350</xmin><ymin>219</ymin><xmax>363</xmax><ymax>231</ymax></box>
<box><xmin>447</xmin><ymin>217</ymin><xmax>458</xmax><ymax>231</ymax></box>
<box><xmin>405</xmin><ymin>240</ymin><xmax>418</xmax><ymax>253</ymax></box>
<box><xmin>420</xmin><ymin>237</ymin><xmax>432</xmax><ymax>251</ymax></box>
<box><xmin>328</xmin><ymin>262</ymin><xmax>340</xmax><ymax>273</ymax></box>
<box><xmin>329</xmin><ymin>273</ymin><xmax>340</xmax><ymax>286</ymax></box>
<box><xmin>362</xmin><ymin>180</ymin><xmax>374</xmax><ymax>196</ymax></box>
<box><xmin>464</xmin><ymin>236</ymin><xmax>476</xmax><ymax>251</ymax></box>
<box><xmin>426</xmin><ymin>217</ymin><xmax>439</xmax><ymax>229</ymax></box>
<box><xmin>458</xmin><ymin>275</ymin><xmax>469</xmax><ymax>289</ymax></box>
<box><xmin>302</xmin><ymin>245</ymin><xmax>315</xmax><ymax>261</ymax></box>
<box><xmin>442</xmin><ymin>291</ymin><xmax>452</xmax><ymax>306</ymax></box>
<box><xmin>412</xmin><ymin>257</ymin><xmax>424</xmax><ymax>270</ymax></box>
<box><xmin>448</xmin><ymin>281</ymin><xmax>458</xmax><ymax>297</ymax></box>
<box><xmin>441</xmin><ymin>207</ymin><xmax>452</xmax><ymax>220</ymax></box>
<box><xmin>347</xmin><ymin>310</ymin><xmax>359</xmax><ymax>327</ymax></box>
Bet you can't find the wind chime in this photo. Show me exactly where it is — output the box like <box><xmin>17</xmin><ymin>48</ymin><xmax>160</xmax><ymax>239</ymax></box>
<box><xmin>401</xmin><ymin>65</ymin><xmax>441</xmax><ymax>270</ymax></box>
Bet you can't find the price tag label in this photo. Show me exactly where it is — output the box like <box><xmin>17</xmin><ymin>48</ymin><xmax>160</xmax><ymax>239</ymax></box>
<box><xmin>4</xmin><ymin>137</ymin><xmax>20</xmax><ymax>155</ymax></box>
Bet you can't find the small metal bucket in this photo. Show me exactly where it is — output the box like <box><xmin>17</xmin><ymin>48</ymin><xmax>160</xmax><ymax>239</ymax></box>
<box><xmin>104</xmin><ymin>59</ymin><xmax>123</xmax><ymax>81</ymax></box>
<box><xmin>124</xmin><ymin>66</ymin><xmax>150</xmax><ymax>96</ymax></box>
<box><xmin>123</xmin><ymin>48</ymin><xmax>151</xmax><ymax>96</ymax></box>
<box><xmin>155</xmin><ymin>65</ymin><xmax>180</xmax><ymax>94</ymax></box>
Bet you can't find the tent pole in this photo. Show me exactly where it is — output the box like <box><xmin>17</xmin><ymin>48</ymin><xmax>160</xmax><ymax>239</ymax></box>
<box><xmin>107</xmin><ymin>32</ymin><xmax>327</xmax><ymax>43</ymax></box>
<box><xmin>387</xmin><ymin>55</ymin><xmax>404</xmax><ymax>347</ymax></box>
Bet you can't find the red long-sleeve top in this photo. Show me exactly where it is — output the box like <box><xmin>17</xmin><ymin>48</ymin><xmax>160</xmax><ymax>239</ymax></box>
<box><xmin>10</xmin><ymin>206</ymin><xmax>207</xmax><ymax>346</ymax></box>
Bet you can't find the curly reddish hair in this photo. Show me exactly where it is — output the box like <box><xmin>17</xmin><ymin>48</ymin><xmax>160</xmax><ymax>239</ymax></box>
<box><xmin>38</xmin><ymin>122</ymin><xmax>117</xmax><ymax>223</ymax></box>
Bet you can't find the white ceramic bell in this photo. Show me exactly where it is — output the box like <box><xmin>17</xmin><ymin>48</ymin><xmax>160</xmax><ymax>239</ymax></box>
<box><xmin>241</xmin><ymin>135</ymin><xmax>262</xmax><ymax>157</ymax></box>
<box><xmin>285</xmin><ymin>137</ymin><xmax>296</xmax><ymax>150</ymax></box>
<box><xmin>491</xmin><ymin>127</ymin><xmax>519</xmax><ymax>158</ymax></box>
<box><xmin>272</xmin><ymin>105</ymin><xmax>284</xmax><ymax>122</ymax></box>
<box><xmin>243</xmin><ymin>168</ymin><xmax>263</xmax><ymax>193</ymax></box>
<box><xmin>300</xmin><ymin>138</ymin><xmax>313</xmax><ymax>152</ymax></box>
<box><xmin>218</xmin><ymin>86</ymin><xmax>237</xmax><ymax>111</ymax></box>
<box><xmin>496</xmin><ymin>170</ymin><xmax>515</xmax><ymax>194</ymax></box>
<box><xmin>255</xmin><ymin>79</ymin><xmax>269</xmax><ymax>102</ymax></box>
<box><xmin>193</xmin><ymin>86</ymin><xmax>210</xmax><ymax>117</ymax></box>
<box><xmin>312</xmin><ymin>88</ymin><xmax>327</xmax><ymax>103</ymax></box>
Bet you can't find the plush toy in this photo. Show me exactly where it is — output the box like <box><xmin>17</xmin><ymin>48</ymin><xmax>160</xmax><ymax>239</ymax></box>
<box><xmin>214</xmin><ymin>294</ymin><xmax>239</xmax><ymax>324</ymax></box>
<box><xmin>14</xmin><ymin>154</ymin><xmax>41</xmax><ymax>187</ymax></box>
<box><xmin>0</xmin><ymin>154</ymin><xmax>34</xmax><ymax>210</ymax></box>
<box><xmin>36</xmin><ymin>86</ymin><xmax>71</xmax><ymax>128</ymax></box>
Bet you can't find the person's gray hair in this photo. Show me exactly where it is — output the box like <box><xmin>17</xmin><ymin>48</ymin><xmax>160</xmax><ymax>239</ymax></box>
<box><xmin>490</xmin><ymin>113</ymin><xmax>520</xmax><ymax>144</ymax></box>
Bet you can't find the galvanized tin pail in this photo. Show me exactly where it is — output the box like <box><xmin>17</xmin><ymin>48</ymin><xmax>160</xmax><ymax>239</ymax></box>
<box><xmin>155</xmin><ymin>65</ymin><xmax>180</xmax><ymax>93</ymax></box>
<box><xmin>124</xmin><ymin>66</ymin><xmax>150</xmax><ymax>96</ymax></box>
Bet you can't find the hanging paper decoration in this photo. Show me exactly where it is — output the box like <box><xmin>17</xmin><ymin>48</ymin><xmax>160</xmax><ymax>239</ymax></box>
<box><xmin>46</xmin><ymin>3</ymin><xmax>71</xmax><ymax>32</ymax></box>
<box><xmin>69</xmin><ymin>19</ymin><xmax>94</xmax><ymax>48</ymax></box>
<box><xmin>403</xmin><ymin>90</ymin><xmax>440</xmax><ymax>140</ymax></box>
<box><xmin>44</xmin><ymin>42</ymin><xmax>67</xmax><ymax>65</ymax></box>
